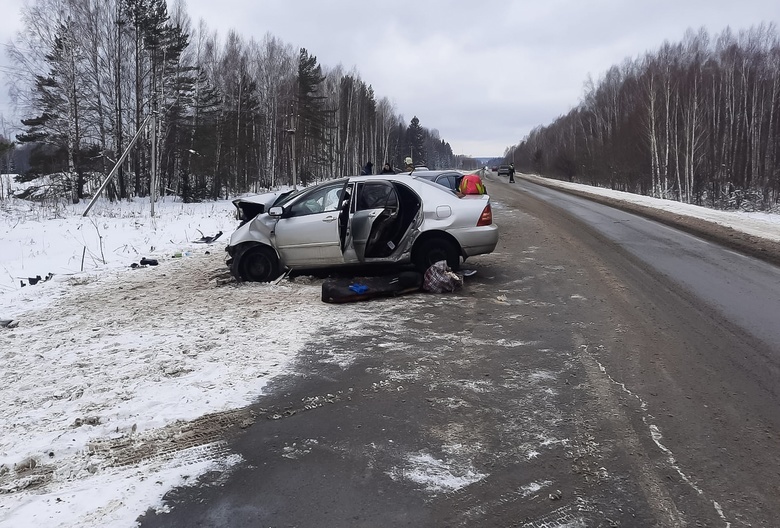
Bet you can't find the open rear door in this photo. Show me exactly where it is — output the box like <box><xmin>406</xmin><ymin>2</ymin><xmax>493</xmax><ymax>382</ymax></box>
<box><xmin>350</xmin><ymin>180</ymin><xmax>399</xmax><ymax>261</ymax></box>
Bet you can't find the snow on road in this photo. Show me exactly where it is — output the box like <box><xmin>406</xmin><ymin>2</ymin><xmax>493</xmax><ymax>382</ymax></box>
<box><xmin>1</xmin><ymin>176</ymin><xmax>778</xmax><ymax>527</ymax></box>
<box><xmin>0</xmin><ymin>247</ymin><xmax>368</xmax><ymax>527</ymax></box>
<box><xmin>0</xmin><ymin>195</ymin><xmax>366</xmax><ymax>527</ymax></box>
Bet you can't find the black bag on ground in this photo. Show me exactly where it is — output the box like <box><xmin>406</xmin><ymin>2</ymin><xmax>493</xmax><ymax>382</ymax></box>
<box><xmin>321</xmin><ymin>271</ymin><xmax>422</xmax><ymax>303</ymax></box>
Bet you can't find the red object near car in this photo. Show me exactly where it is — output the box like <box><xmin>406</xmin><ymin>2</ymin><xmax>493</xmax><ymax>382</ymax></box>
<box><xmin>459</xmin><ymin>173</ymin><xmax>487</xmax><ymax>195</ymax></box>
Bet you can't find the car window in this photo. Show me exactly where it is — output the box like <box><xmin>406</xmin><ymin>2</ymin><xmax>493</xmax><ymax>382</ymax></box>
<box><xmin>433</xmin><ymin>174</ymin><xmax>457</xmax><ymax>191</ymax></box>
<box><xmin>454</xmin><ymin>175</ymin><xmax>464</xmax><ymax>189</ymax></box>
<box><xmin>357</xmin><ymin>181</ymin><xmax>398</xmax><ymax>211</ymax></box>
<box><xmin>275</xmin><ymin>188</ymin><xmax>304</xmax><ymax>207</ymax></box>
<box><xmin>288</xmin><ymin>182</ymin><xmax>345</xmax><ymax>216</ymax></box>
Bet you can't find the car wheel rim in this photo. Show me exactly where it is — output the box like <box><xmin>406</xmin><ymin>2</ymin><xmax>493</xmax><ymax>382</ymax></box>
<box><xmin>245</xmin><ymin>252</ymin><xmax>272</xmax><ymax>281</ymax></box>
<box><xmin>427</xmin><ymin>247</ymin><xmax>449</xmax><ymax>266</ymax></box>
<box><xmin>429</xmin><ymin>251</ymin><xmax>445</xmax><ymax>264</ymax></box>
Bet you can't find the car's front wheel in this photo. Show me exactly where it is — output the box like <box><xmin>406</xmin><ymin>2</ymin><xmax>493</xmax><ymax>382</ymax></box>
<box><xmin>231</xmin><ymin>243</ymin><xmax>280</xmax><ymax>282</ymax></box>
<box><xmin>413</xmin><ymin>236</ymin><xmax>460</xmax><ymax>271</ymax></box>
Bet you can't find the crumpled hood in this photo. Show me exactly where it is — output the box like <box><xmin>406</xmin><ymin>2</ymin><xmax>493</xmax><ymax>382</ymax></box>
<box><xmin>228</xmin><ymin>214</ymin><xmax>277</xmax><ymax>250</ymax></box>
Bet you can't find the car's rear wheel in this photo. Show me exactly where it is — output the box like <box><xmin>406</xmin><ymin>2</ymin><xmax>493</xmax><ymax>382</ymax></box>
<box><xmin>413</xmin><ymin>237</ymin><xmax>460</xmax><ymax>271</ymax></box>
<box><xmin>231</xmin><ymin>243</ymin><xmax>280</xmax><ymax>282</ymax></box>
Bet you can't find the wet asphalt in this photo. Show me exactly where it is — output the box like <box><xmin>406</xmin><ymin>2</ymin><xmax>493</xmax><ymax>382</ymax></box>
<box><xmin>139</xmin><ymin>175</ymin><xmax>780</xmax><ymax>527</ymax></box>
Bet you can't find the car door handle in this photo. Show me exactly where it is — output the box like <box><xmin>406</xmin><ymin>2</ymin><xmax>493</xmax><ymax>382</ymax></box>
<box><xmin>322</xmin><ymin>216</ymin><xmax>336</xmax><ymax>222</ymax></box>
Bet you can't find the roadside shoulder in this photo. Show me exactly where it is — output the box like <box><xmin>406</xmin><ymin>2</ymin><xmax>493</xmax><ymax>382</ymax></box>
<box><xmin>521</xmin><ymin>174</ymin><xmax>780</xmax><ymax>268</ymax></box>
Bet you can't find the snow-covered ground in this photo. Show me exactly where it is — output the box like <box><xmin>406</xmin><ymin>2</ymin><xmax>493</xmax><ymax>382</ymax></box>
<box><xmin>0</xmin><ymin>173</ymin><xmax>778</xmax><ymax>527</ymax></box>
<box><xmin>522</xmin><ymin>173</ymin><xmax>780</xmax><ymax>242</ymax></box>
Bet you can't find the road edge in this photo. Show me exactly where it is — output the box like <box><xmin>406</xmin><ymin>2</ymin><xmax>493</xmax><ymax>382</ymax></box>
<box><xmin>519</xmin><ymin>174</ymin><xmax>780</xmax><ymax>268</ymax></box>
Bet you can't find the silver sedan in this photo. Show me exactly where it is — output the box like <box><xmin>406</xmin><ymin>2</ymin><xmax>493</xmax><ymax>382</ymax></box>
<box><xmin>226</xmin><ymin>174</ymin><xmax>499</xmax><ymax>282</ymax></box>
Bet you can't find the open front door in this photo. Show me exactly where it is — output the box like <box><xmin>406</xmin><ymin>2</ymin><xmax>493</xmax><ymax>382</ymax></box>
<box><xmin>350</xmin><ymin>180</ymin><xmax>400</xmax><ymax>261</ymax></box>
<box><xmin>273</xmin><ymin>180</ymin><xmax>348</xmax><ymax>266</ymax></box>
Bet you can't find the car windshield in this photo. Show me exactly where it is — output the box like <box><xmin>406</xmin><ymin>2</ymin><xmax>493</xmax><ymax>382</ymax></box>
<box><xmin>273</xmin><ymin>188</ymin><xmax>305</xmax><ymax>207</ymax></box>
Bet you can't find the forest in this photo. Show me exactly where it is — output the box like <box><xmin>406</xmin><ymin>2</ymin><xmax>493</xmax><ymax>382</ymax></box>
<box><xmin>0</xmin><ymin>0</ymin><xmax>463</xmax><ymax>203</ymax></box>
<box><xmin>3</xmin><ymin>2</ymin><xmax>779</xmax><ymax>212</ymax></box>
<box><xmin>508</xmin><ymin>24</ymin><xmax>780</xmax><ymax>211</ymax></box>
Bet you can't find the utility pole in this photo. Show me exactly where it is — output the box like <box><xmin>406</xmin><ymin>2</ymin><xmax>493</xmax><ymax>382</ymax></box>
<box><xmin>286</xmin><ymin>112</ymin><xmax>297</xmax><ymax>191</ymax></box>
<box><xmin>290</xmin><ymin>130</ymin><xmax>297</xmax><ymax>191</ymax></box>
<box><xmin>83</xmin><ymin>113</ymin><xmax>153</xmax><ymax>217</ymax></box>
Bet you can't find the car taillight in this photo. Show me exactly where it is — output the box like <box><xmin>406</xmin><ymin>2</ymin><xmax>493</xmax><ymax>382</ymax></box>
<box><xmin>477</xmin><ymin>203</ymin><xmax>492</xmax><ymax>226</ymax></box>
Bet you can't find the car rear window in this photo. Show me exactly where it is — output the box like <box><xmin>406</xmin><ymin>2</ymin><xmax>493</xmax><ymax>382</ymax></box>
<box><xmin>358</xmin><ymin>181</ymin><xmax>398</xmax><ymax>210</ymax></box>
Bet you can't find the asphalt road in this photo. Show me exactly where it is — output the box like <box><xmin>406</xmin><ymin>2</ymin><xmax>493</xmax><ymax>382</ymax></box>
<box><xmin>139</xmin><ymin>175</ymin><xmax>780</xmax><ymax>527</ymax></box>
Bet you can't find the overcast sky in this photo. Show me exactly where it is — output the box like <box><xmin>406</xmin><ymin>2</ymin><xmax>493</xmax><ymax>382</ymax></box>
<box><xmin>2</xmin><ymin>0</ymin><xmax>779</xmax><ymax>157</ymax></box>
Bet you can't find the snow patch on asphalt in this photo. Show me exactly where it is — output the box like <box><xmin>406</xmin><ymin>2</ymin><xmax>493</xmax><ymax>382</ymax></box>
<box><xmin>519</xmin><ymin>479</ymin><xmax>553</xmax><ymax>497</ymax></box>
<box><xmin>389</xmin><ymin>452</ymin><xmax>486</xmax><ymax>493</ymax></box>
<box><xmin>2</xmin><ymin>446</ymin><xmax>242</xmax><ymax>527</ymax></box>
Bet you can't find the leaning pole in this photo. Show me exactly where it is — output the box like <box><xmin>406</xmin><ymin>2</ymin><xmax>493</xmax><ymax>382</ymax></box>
<box><xmin>82</xmin><ymin>112</ymin><xmax>154</xmax><ymax>217</ymax></box>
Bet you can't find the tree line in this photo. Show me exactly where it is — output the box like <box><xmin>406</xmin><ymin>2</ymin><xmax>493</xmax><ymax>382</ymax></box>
<box><xmin>509</xmin><ymin>24</ymin><xmax>780</xmax><ymax>211</ymax></box>
<box><xmin>2</xmin><ymin>0</ymin><xmax>457</xmax><ymax>203</ymax></box>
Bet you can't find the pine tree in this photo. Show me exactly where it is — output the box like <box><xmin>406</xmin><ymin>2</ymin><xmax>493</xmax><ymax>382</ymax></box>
<box><xmin>406</xmin><ymin>116</ymin><xmax>426</xmax><ymax>166</ymax></box>
<box><xmin>16</xmin><ymin>20</ymin><xmax>84</xmax><ymax>200</ymax></box>
<box><xmin>0</xmin><ymin>136</ymin><xmax>15</xmax><ymax>177</ymax></box>
<box><xmin>295</xmin><ymin>48</ymin><xmax>332</xmax><ymax>184</ymax></box>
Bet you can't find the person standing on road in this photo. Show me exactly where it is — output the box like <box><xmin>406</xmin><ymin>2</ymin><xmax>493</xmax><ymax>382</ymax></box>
<box><xmin>379</xmin><ymin>162</ymin><xmax>394</xmax><ymax>174</ymax></box>
<box><xmin>404</xmin><ymin>157</ymin><xmax>414</xmax><ymax>172</ymax></box>
<box><xmin>361</xmin><ymin>161</ymin><xmax>374</xmax><ymax>175</ymax></box>
<box><xmin>509</xmin><ymin>163</ymin><xmax>515</xmax><ymax>183</ymax></box>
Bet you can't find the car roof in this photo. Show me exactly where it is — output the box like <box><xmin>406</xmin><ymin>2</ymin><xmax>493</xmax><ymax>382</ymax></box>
<box><xmin>346</xmin><ymin>173</ymin><xmax>459</xmax><ymax>194</ymax></box>
<box><xmin>402</xmin><ymin>170</ymin><xmax>461</xmax><ymax>177</ymax></box>
<box><xmin>269</xmin><ymin>174</ymin><xmax>486</xmax><ymax>213</ymax></box>
<box><xmin>293</xmin><ymin>174</ymin><xmax>468</xmax><ymax>196</ymax></box>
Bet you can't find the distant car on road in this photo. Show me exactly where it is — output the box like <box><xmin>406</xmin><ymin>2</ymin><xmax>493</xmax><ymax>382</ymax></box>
<box><xmin>497</xmin><ymin>165</ymin><xmax>512</xmax><ymax>176</ymax></box>
<box><xmin>226</xmin><ymin>174</ymin><xmax>499</xmax><ymax>281</ymax></box>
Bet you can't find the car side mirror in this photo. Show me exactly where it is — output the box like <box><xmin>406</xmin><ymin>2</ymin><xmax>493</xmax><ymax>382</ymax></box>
<box><xmin>268</xmin><ymin>206</ymin><xmax>284</xmax><ymax>217</ymax></box>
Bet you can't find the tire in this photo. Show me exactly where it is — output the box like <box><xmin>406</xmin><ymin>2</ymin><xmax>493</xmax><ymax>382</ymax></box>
<box><xmin>413</xmin><ymin>237</ymin><xmax>460</xmax><ymax>272</ymax></box>
<box><xmin>231</xmin><ymin>244</ymin><xmax>280</xmax><ymax>282</ymax></box>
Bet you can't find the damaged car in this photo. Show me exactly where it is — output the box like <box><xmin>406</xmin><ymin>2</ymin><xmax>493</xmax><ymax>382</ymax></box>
<box><xmin>225</xmin><ymin>174</ymin><xmax>499</xmax><ymax>282</ymax></box>
<box><xmin>232</xmin><ymin>189</ymin><xmax>295</xmax><ymax>225</ymax></box>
